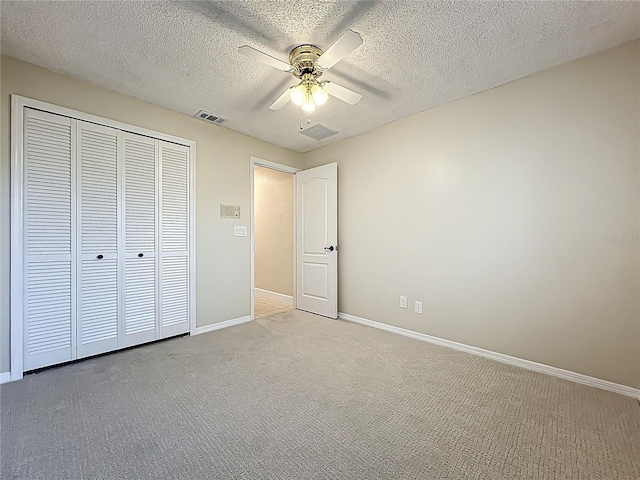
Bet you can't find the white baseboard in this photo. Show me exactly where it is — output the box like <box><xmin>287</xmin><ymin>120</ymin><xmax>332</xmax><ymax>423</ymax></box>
<box><xmin>339</xmin><ymin>312</ymin><xmax>640</xmax><ymax>400</ymax></box>
<box><xmin>0</xmin><ymin>372</ymin><xmax>11</xmax><ymax>385</ymax></box>
<box><xmin>255</xmin><ymin>288</ymin><xmax>293</xmax><ymax>306</ymax></box>
<box><xmin>192</xmin><ymin>315</ymin><xmax>252</xmax><ymax>336</ymax></box>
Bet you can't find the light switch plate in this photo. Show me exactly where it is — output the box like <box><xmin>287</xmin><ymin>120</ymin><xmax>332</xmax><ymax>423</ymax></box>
<box><xmin>400</xmin><ymin>296</ymin><xmax>407</xmax><ymax>309</ymax></box>
<box><xmin>234</xmin><ymin>226</ymin><xmax>247</xmax><ymax>237</ymax></box>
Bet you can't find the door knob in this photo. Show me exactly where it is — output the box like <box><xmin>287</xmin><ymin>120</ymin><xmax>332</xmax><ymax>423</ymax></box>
<box><xmin>324</xmin><ymin>246</ymin><xmax>335</xmax><ymax>252</ymax></box>
<box><xmin>96</xmin><ymin>254</ymin><xmax>103</xmax><ymax>259</ymax></box>
<box><xmin>138</xmin><ymin>253</ymin><xmax>144</xmax><ymax>257</ymax></box>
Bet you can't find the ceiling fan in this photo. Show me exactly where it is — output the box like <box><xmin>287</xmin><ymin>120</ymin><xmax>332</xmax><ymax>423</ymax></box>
<box><xmin>239</xmin><ymin>30</ymin><xmax>363</xmax><ymax>113</ymax></box>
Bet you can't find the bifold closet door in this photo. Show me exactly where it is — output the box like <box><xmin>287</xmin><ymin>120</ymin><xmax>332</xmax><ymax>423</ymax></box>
<box><xmin>158</xmin><ymin>141</ymin><xmax>190</xmax><ymax>338</ymax></box>
<box><xmin>77</xmin><ymin>121</ymin><xmax>119</xmax><ymax>358</ymax></box>
<box><xmin>23</xmin><ymin>108</ymin><xmax>75</xmax><ymax>371</ymax></box>
<box><xmin>120</xmin><ymin>132</ymin><xmax>158</xmax><ymax>348</ymax></box>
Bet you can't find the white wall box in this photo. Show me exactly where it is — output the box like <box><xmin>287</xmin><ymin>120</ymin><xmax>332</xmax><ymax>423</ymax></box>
<box><xmin>11</xmin><ymin>95</ymin><xmax>196</xmax><ymax>379</ymax></box>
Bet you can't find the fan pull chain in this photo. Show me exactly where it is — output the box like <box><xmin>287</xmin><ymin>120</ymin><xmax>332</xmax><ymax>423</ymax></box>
<box><xmin>298</xmin><ymin>109</ymin><xmax>313</xmax><ymax>130</ymax></box>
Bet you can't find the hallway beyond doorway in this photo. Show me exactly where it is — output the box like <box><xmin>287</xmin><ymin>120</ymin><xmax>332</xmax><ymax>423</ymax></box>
<box><xmin>254</xmin><ymin>297</ymin><xmax>294</xmax><ymax>319</ymax></box>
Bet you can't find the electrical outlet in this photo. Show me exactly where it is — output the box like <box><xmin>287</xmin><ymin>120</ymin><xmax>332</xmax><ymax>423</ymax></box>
<box><xmin>415</xmin><ymin>301</ymin><xmax>423</xmax><ymax>314</ymax></box>
<box><xmin>234</xmin><ymin>226</ymin><xmax>247</xmax><ymax>237</ymax></box>
<box><xmin>400</xmin><ymin>296</ymin><xmax>407</xmax><ymax>309</ymax></box>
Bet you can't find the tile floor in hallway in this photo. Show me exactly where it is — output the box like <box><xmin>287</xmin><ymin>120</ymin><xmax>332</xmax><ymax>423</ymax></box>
<box><xmin>254</xmin><ymin>297</ymin><xmax>294</xmax><ymax>318</ymax></box>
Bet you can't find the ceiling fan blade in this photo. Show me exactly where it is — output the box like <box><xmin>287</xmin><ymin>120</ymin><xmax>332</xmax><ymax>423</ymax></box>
<box><xmin>322</xmin><ymin>81</ymin><xmax>362</xmax><ymax>105</ymax></box>
<box><xmin>317</xmin><ymin>30</ymin><xmax>363</xmax><ymax>70</ymax></box>
<box><xmin>239</xmin><ymin>45</ymin><xmax>291</xmax><ymax>72</ymax></box>
<box><xmin>269</xmin><ymin>87</ymin><xmax>294</xmax><ymax>110</ymax></box>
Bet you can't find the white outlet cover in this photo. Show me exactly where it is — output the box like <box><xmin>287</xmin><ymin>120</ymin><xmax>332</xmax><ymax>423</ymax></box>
<box><xmin>234</xmin><ymin>226</ymin><xmax>247</xmax><ymax>237</ymax></box>
<box><xmin>415</xmin><ymin>301</ymin><xmax>423</xmax><ymax>314</ymax></box>
<box><xmin>400</xmin><ymin>296</ymin><xmax>407</xmax><ymax>309</ymax></box>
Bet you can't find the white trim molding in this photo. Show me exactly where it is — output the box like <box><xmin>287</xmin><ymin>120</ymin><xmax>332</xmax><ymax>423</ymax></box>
<box><xmin>250</xmin><ymin>157</ymin><xmax>301</xmax><ymax>174</ymax></box>
<box><xmin>254</xmin><ymin>288</ymin><xmax>294</xmax><ymax>306</ymax></box>
<box><xmin>0</xmin><ymin>372</ymin><xmax>11</xmax><ymax>385</ymax></box>
<box><xmin>339</xmin><ymin>312</ymin><xmax>640</xmax><ymax>400</ymax></box>
<box><xmin>10</xmin><ymin>95</ymin><xmax>25</xmax><ymax>382</ymax></box>
<box><xmin>192</xmin><ymin>316</ymin><xmax>252</xmax><ymax>336</ymax></box>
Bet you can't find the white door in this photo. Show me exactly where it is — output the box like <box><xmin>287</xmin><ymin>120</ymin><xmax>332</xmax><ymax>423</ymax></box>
<box><xmin>296</xmin><ymin>163</ymin><xmax>338</xmax><ymax>318</ymax></box>
<box><xmin>158</xmin><ymin>141</ymin><xmax>190</xmax><ymax>338</ymax></box>
<box><xmin>23</xmin><ymin>108</ymin><xmax>76</xmax><ymax>370</ymax></box>
<box><xmin>119</xmin><ymin>131</ymin><xmax>157</xmax><ymax>348</ymax></box>
<box><xmin>77</xmin><ymin>121</ymin><xmax>119</xmax><ymax>358</ymax></box>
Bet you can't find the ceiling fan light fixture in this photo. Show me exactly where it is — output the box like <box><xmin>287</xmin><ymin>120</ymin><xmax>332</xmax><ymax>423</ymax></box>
<box><xmin>290</xmin><ymin>84</ymin><xmax>306</xmax><ymax>106</ymax></box>
<box><xmin>292</xmin><ymin>80</ymin><xmax>324</xmax><ymax>112</ymax></box>
<box><xmin>301</xmin><ymin>97</ymin><xmax>316</xmax><ymax>113</ymax></box>
<box><xmin>311</xmin><ymin>84</ymin><xmax>328</xmax><ymax>106</ymax></box>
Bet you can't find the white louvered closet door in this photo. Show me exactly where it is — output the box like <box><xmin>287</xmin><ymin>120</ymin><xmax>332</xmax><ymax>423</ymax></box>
<box><xmin>120</xmin><ymin>132</ymin><xmax>158</xmax><ymax>348</ymax></box>
<box><xmin>23</xmin><ymin>108</ymin><xmax>75</xmax><ymax>371</ymax></box>
<box><xmin>77</xmin><ymin>121</ymin><xmax>119</xmax><ymax>358</ymax></box>
<box><xmin>158</xmin><ymin>141</ymin><xmax>190</xmax><ymax>338</ymax></box>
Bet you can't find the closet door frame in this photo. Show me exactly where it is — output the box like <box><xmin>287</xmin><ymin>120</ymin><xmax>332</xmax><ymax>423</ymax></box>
<box><xmin>10</xmin><ymin>95</ymin><xmax>196</xmax><ymax>382</ymax></box>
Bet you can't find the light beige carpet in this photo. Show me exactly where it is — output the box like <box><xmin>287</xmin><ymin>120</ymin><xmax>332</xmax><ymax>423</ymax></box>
<box><xmin>2</xmin><ymin>309</ymin><xmax>639</xmax><ymax>479</ymax></box>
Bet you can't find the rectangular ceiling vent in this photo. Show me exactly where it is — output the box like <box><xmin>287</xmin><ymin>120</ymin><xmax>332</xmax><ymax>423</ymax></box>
<box><xmin>299</xmin><ymin>123</ymin><xmax>338</xmax><ymax>141</ymax></box>
<box><xmin>195</xmin><ymin>110</ymin><xmax>228</xmax><ymax>125</ymax></box>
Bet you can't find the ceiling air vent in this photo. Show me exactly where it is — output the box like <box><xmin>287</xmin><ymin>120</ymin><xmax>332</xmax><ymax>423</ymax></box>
<box><xmin>299</xmin><ymin>124</ymin><xmax>338</xmax><ymax>141</ymax></box>
<box><xmin>194</xmin><ymin>110</ymin><xmax>228</xmax><ymax>125</ymax></box>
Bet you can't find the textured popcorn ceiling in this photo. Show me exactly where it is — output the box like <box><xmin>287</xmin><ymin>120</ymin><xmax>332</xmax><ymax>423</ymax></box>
<box><xmin>2</xmin><ymin>1</ymin><xmax>639</xmax><ymax>152</ymax></box>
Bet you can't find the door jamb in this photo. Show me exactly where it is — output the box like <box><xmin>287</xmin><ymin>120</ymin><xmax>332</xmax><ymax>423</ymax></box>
<box><xmin>249</xmin><ymin>156</ymin><xmax>301</xmax><ymax>321</ymax></box>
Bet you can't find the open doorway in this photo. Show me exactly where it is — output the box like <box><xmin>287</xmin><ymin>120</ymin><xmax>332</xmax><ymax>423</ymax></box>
<box><xmin>250</xmin><ymin>158</ymin><xmax>300</xmax><ymax>320</ymax></box>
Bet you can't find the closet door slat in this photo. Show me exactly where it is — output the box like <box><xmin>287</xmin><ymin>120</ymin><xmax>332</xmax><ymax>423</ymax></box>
<box><xmin>124</xmin><ymin>257</ymin><xmax>156</xmax><ymax>334</ymax></box>
<box><xmin>77</xmin><ymin>121</ymin><xmax>119</xmax><ymax>358</ymax></box>
<box><xmin>23</xmin><ymin>108</ymin><xmax>75</xmax><ymax>370</ymax></box>
<box><xmin>120</xmin><ymin>132</ymin><xmax>157</xmax><ymax>348</ymax></box>
<box><xmin>158</xmin><ymin>141</ymin><xmax>190</xmax><ymax>338</ymax></box>
<box><xmin>124</xmin><ymin>136</ymin><xmax>156</xmax><ymax>254</ymax></box>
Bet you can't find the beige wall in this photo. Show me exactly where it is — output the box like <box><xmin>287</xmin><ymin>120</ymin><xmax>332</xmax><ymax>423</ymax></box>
<box><xmin>3</xmin><ymin>41</ymin><xmax>639</xmax><ymax>388</ymax></box>
<box><xmin>254</xmin><ymin>167</ymin><xmax>293</xmax><ymax>297</ymax></box>
<box><xmin>303</xmin><ymin>40</ymin><xmax>640</xmax><ymax>388</ymax></box>
<box><xmin>0</xmin><ymin>55</ymin><xmax>304</xmax><ymax>373</ymax></box>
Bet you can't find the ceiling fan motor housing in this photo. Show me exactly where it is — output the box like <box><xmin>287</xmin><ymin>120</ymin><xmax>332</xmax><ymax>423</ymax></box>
<box><xmin>289</xmin><ymin>44</ymin><xmax>324</xmax><ymax>79</ymax></box>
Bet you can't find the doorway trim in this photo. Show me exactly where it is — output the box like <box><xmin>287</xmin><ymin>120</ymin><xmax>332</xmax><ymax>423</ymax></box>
<box><xmin>249</xmin><ymin>157</ymin><xmax>301</xmax><ymax>320</ymax></box>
